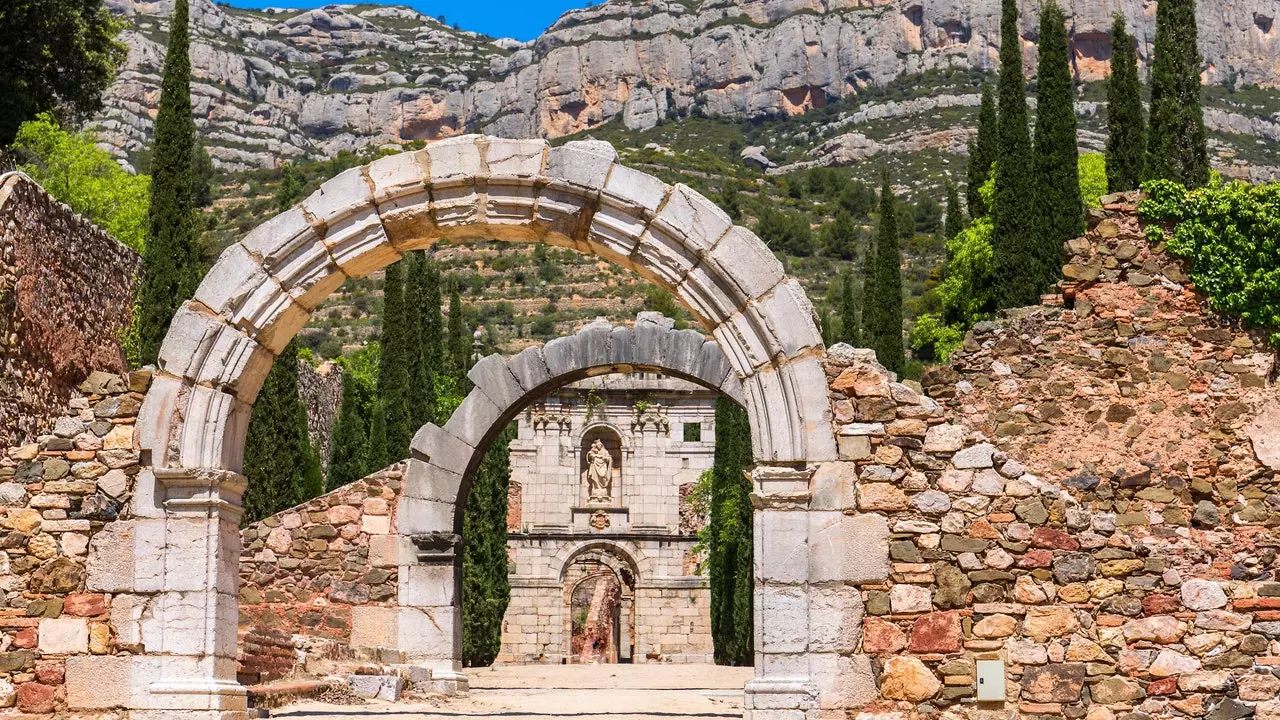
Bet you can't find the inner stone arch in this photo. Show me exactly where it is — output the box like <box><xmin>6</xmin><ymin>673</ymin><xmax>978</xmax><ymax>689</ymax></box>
<box><xmin>127</xmin><ymin>135</ymin><xmax>845</xmax><ymax>718</ymax></box>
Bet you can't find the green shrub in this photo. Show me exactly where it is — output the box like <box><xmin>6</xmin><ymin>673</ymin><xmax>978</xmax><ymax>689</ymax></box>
<box><xmin>1139</xmin><ymin>178</ymin><xmax>1280</xmax><ymax>345</ymax></box>
<box><xmin>12</xmin><ymin>113</ymin><xmax>149</xmax><ymax>252</ymax></box>
<box><xmin>1078</xmin><ymin>153</ymin><xmax>1108</xmax><ymax>209</ymax></box>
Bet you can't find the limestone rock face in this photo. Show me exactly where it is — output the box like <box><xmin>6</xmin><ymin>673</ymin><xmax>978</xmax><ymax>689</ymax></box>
<box><xmin>95</xmin><ymin>0</ymin><xmax>1279</xmax><ymax>170</ymax></box>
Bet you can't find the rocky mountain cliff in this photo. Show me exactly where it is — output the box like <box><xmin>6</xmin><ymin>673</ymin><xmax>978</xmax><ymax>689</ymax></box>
<box><xmin>96</xmin><ymin>0</ymin><xmax>1280</xmax><ymax>171</ymax></box>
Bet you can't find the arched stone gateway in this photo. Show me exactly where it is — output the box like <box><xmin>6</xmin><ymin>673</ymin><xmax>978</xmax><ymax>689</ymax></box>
<box><xmin>115</xmin><ymin>136</ymin><xmax>866</xmax><ymax>719</ymax></box>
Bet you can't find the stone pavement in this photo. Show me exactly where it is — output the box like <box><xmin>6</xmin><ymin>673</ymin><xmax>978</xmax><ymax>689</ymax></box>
<box><xmin>274</xmin><ymin>664</ymin><xmax>753</xmax><ymax>719</ymax></box>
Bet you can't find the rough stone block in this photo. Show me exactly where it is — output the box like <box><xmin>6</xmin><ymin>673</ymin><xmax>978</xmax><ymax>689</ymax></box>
<box><xmin>348</xmin><ymin>675</ymin><xmax>404</xmax><ymax>701</ymax></box>
<box><xmin>399</xmin><ymin>564</ymin><xmax>457</xmax><ymax>607</ymax></box>
<box><xmin>808</xmin><ymin>586</ymin><xmax>863</xmax><ymax>654</ymax></box>
<box><xmin>810</xmin><ymin>653</ymin><xmax>877</xmax><ymax>710</ymax></box>
<box><xmin>65</xmin><ymin>655</ymin><xmax>133</xmax><ymax>709</ymax></box>
<box><xmin>843</xmin><ymin>513</ymin><xmax>890</xmax><ymax>584</ymax></box>
<box><xmin>396</xmin><ymin>496</ymin><xmax>456</xmax><ymax>535</ymax></box>
<box><xmin>755</xmin><ymin>510</ymin><xmax>808</xmax><ymax>584</ymax></box>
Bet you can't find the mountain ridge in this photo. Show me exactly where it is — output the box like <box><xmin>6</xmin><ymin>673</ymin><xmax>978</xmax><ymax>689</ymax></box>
<box><xmin>95</xmin><ymin>0</ymin><xmax>1280</xmax><ymax>171</ymax></box>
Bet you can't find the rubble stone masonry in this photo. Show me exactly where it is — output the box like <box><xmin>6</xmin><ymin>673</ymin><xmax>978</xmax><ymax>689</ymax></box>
<box><xmin>0</xmin><ymin>173</ymin><xmax>140</xmax><ymax>449</ymax></box>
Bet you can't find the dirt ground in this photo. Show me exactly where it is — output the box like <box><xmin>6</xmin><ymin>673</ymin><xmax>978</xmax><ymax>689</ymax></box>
<box><xmin>274</xmin><ymin>663</ymin><xmax>755</xmax><ymax>720</ymax></box>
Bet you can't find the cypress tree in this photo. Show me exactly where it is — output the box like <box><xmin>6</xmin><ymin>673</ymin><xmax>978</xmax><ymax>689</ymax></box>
<box><xmin>367</xmin><ymin>399</ymin><xmax>388</xmax><ymax>472</ymax></box>
<box><xmin>708</xmin><ymin>397</ymin><xmax>753</xmax><ymax>666</ymax></box>
<box><xmin>1106</xmin><ymin>14</ymin><xmax>1146</xmax><ymax>192</ymax></box>
<box><xmin>405</xmin><ymin>252</ymin><xmax>441</xmax><ymax>428</ymax></box>
<box><xmin>839</xmin><ymin>268</ymin><xmax>860</xmax><ymax>347</ymax></box>
<box><xmin>1145</xmin><ymin>0</ymin><xmax>1208</xmax><ymax>188</ymax></box>
<box><xmin>965</xmin><ymin>84</ymin><xmax>997</xmax><ymax>218</ymax></box>
<box><xmin>821</xmin><ymin>210</ymin><xmax>860</xmax><ymax>261</ymax></box>
<box><xmin>991</xmin><ymin>0</ymin><xmax>1039</xmax><ymax>309</ymax></box>
<box><xmin>378</xmin><ymin>261</ymin><xmax>412</xmax><ymax>461</ymax></box>
<box><xmin>943</xmin><ymin>181</ymin><xmax>968</xmax><ymax>242</ymax></box>
<box><xmin>460</xmin><ymin>425</ymin><xmax>514</xmax><ymax>667</ymax></box>
<box><xmin>327</xmin><ymin>370</ymin><xmax>371</xmax><ymax>490</ymax></box>
<box><xmin>446</xmin><ymin>280</ymin><xmax>471</xmax><ymax>385</ymax></box>
<box><xmin>1031</xmin><ymin>1</ymin><xmax>1084</xmax><ymax>287</ymax></box>
<box><xmin>241</xmin><ymin>340</ymin><xmax>314</xmax><ymax>523</ymax></box>
<box><xmin>136</xmin><ymin>0</ymin><xmax>201</xmax><ymax>364</ymax></box>
<box><xmin>863</xmin><ymin>171</ymin><xmax>905</xmax><ymax>375</ymax></box>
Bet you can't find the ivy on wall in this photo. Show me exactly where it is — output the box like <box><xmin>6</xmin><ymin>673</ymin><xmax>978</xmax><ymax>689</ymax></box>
<box><xmin>1139</xmin><ymin>179</ymin><xmax>1280</xmax><ymax>346</ymax></box>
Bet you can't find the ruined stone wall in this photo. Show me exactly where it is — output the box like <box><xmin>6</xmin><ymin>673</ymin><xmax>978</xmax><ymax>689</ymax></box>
<box><xmin>0</xmin><ymin>173</ymin><xmax>141</xmax><ymax>449</ymax></box>
<box><xmin>296</xmin><ymin>360</ymin><xmax>343</xmax><ymax>471</ymax></box>
<box><xmin>822</xmin><ymin>194</ymin><xmax>1279</xmax><ymax>719</ymax></box>
<box><xmin>0</xmin><ymin>370</ymin><xmax>148</xmax><ymax>713</ymax></box>
<box><xmin>236</xmin><ymin>469</ymin><xmax>402</xmax><ymax>681</ymax></box>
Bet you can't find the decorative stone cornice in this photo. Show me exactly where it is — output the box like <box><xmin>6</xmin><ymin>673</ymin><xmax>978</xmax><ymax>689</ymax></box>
<box><xmin>153</xmin><ymin>467</ymin><xmax>247</xmax><ymax>522</ymax></box>
<box><xmin>750</xmin><ymin>464</ymin><xmax>815</xmax><ymax>508</ymax></box>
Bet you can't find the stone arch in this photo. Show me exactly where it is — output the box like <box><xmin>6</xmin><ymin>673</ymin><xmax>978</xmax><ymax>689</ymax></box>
<box><xmin>555</xmin><ymin>539</ymin><xmax>648</xmax><ymax>585</ymax></box>
<box><xmin>124</xmin><ymin>135</ymin><xmax>841</xmax><ymax>718</ymax></box>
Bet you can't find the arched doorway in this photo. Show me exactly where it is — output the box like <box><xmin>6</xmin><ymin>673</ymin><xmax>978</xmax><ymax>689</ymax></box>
<box><xmin>562</xmin><ymin>543</ymin><xmax>637</xmax><ymax>664</ymax></box>
<box><xmin>117</xmin><ymin>136</ymin><xmax>866</xmax><ymax>719</ymax></box>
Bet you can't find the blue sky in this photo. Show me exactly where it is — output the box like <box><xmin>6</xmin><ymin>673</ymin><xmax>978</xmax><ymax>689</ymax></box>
<box><xmin>225</xmin><ymin>0</ymin><xmax>594</xmax><ymax>40</ymax></box>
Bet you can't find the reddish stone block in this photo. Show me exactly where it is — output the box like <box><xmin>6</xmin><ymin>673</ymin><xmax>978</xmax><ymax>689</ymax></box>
<box><xmin>63</xmin><ymin>593</ymin><xmax>107</xmax><ymax>617</ymax></box>
<box><xmin>34</xmin><ymin>661</ymin><xmax>64</xmax><ymax>685</ymax></box>
<box><xmin>17</xmin><ymin>682</ymin><xmax>57</xmax><ymax>713</ymax></box>
<box><xmin>1019</xmin><ymin>549</ymin><xmax>1054</xmax><ymax>568</ymax></box>
<box><xmin>908</xmin><ymin>611</ymin><xmax>962</xmax><ymax>654</ymax></box>
<box><xmin>1147</xmin><ymin>677</ymin><xmax>1179</xmax><ymax>695</ymax></box>
<box><xmin>863</xmin><ymin>617</ymin><xmax>907</xmax><ymax>654</ymax></box>
<box><xmin>1031</xmin><ymin>527</ymin><xmax>1080</xmax><ymax>551</ymax></box>
<box><xmin>1142</xmin><ymin>594</ymin><xmax>1181</xmax><ymax>616</ymax></box>
<box><xmin>969</xmin><ymin>519</ymin><xmax>1001</xmax><ymax>539</ymax></box>
<box><xmin>12</xmin><ymin>628</ymin><xmax>37</xmax><ymax>649</ymax></box>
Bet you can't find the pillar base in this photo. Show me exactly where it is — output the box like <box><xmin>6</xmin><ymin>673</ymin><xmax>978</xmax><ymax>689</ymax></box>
<box><xmin>744</xmin><ymin>678</ymin><xmax>819</xmax><ymax>720</ymax></box>
<box><xmin>427</xmin><ymin>669</ymin><xmax>470</xmax><ymax>696</ymax></box>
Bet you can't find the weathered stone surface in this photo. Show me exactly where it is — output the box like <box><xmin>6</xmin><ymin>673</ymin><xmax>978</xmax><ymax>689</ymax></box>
<box><xmin>1022</xmin><ymin>663</ymin><xmax>1086</xmax><ymax>703</ymax></box>
<box><xmin>908</xmin><ymin>611</ymin><xmax>962</xmax><ymax>653</ymax></box>
<box><xmin>1181</xmin><ymin>580</ymin><xmax>1228</xmax><ymax>610</ymax></box>
<box><xmin>879</xmin><ymin>656</ymin><xmax>941</xmax><ymax>701</ymax></box>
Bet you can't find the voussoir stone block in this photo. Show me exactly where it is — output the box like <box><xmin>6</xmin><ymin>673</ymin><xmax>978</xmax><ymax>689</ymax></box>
<box><xmin>507</xmin><ymin>346</ymin><xmax>552</xmax><ymax>393</ymax></box>
<box><xmin>411</xmin><ymin>423</ymin><xmax>475</xmax><ymax>475</ymax></box>
<box><xmin>176</xmin><ymin>385</ymin><xmax>253</xmax><ymax>472</ymax></box>
<box><xmin>240</xmin><ymin>206</ymin><xmax>343</xmax><ymax>309</ymax></box>
<box><xmin>753</xmin><ymin>279</ymin><xmax>823</xmax><ymax>360</ymax></box>
<box><xmin>303</xmin><ymin>166</ymin><xmax>372</xmax><ymax>226</ymax></box>
<box><xmin>467</xmin><ymin>354</ymin><xmax>525</xmax><ymax>410</ymax></box>
<box><xmin>395</xmin><ymin>496</ymin><xmax>456</xmax><ymax>535</ymax></box>
<box><xmin>543</xmin><ymin>334</ymin><xmax>584</xmax><ymax>378</ymax></box>
<box><xmin>366</xmin><ymin>150</ymin><xmax>428</xmax><ymax>205</ymax></box>
<box><xmin>426</xmin><ymin>135</ymin><xmax>485</xmax><ymax>186</ymax></box>
<box><xmin>678</xmin><ymin>260</ymin><xmax>743</xmax><ymax>327</ymax></box>
<box><xmin>404</xmin><ymin>459</ymin><xmax>463</xmax><ymax>503</ymax></box>
<box><xmin>485</xmin><ymin>138</ymin><xmax>547</xmax><ymax>178</ymax></box>
<box><xmin>442</xmin><ymin>387</ymin><xmax>504</xmax><ymax>449</ymax></box>
<box><xmin>709</xmin><ymin>225</ymin><xmax>785</xmax><ymax>302</ymax></box>
<box><xmin>547</xmin><ymin>142</ymin><xmax>617</xmax><ymax>192</ymax></box>
<box><xmin>157</xmin><ymin>304</ymin><xmax>273</xmax><ymax>403</ymax></box>
<box><xmin>652</xmin><ymin>184</ymin><xmax>732</xmax><ymax>254</ymax></box>
<box><xmin>609</xmin><ymin>326</ymin><xmax>637</xmax><ymax>366</ymax></box>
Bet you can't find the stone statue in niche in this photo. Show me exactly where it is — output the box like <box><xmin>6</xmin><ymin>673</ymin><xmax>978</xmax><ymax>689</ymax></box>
<box><xmin>585</xmin><ymin>439</ymin><xmax>613</xmax><ymax>502</ymax></box>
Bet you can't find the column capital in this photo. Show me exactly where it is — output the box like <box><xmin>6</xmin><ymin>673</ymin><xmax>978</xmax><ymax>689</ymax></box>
<box><xmin>153</xmin><ymin>467</ymin><xmax>247</xmax><ymax>523</ymax></box>
<box><xmin>750</xmin><ymin>464</ymin><xmax>814</xmax><ymax>508</ymax></box>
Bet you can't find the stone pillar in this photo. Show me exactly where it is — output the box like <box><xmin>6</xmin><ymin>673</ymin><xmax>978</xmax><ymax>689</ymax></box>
<box><xmin>399</xmin><ymin>533</ymin><xmax>468</xmax><ymax>694</ymax></box>
<box><xmin>141</xmin><ymin>468</ymin><xmax>249</xmax><ymax>720</ymax></box>
<box><xmin>745</xmin><ymin>465</ymin><xmax>819</xmax><ymax>720</ymax></box>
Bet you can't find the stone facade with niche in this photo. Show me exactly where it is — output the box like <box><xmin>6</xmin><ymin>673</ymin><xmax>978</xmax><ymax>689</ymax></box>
<box><xmin>501</xmin><ymin>372</ymin><xmax>716</xmax><ymax>664</ymax></box>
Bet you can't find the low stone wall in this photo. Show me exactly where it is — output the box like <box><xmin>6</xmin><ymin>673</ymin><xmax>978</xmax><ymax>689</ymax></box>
<box><xmin>0</xmin><ymin>370</ymin><xmax>147</xmax><ymax>713</ymax></box>
<box><xmin>237</xmin><ymin>469</ymin><xmax>403</xmax><ymax>680</ymax></box>
<box><xmin>0</xmin><ymin>173</ymin><xmax>140</xmax><ymax>449</ymax></box>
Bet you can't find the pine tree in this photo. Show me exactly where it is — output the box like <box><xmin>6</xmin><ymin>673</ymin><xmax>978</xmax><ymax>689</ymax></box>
<box><xmin>1106</xmin><ymin>14</ymin><xmax>1147</xmax><ymax>192</ymax></box>
<box><xmin>708</xmin><ymin>397</ymin><xmax>753</xmax><ymax>666</ymax></box>
<box><xmin>991</xmin><ymin>0</ymin><xmax>1040</xmax><ymax>309</ymax></box>
<box><xmin>405</xmin><ymin>252</ymin><xmax>442</xmax><ymax>428</ymax></box>
<box><xmin>460</xmin><ymin>425</ymin><xmax>514</xmax><ymax>667</ymax></box>
<box><xmin>327</xmin><ymin>370</ymin><xmax>371</xmax><ymax>490</ymax></box>
<box><xmin>820</xmin><ymin>210</ymin><xmax>860</xmax><ymax>261</ymax></box>
<box><xmin>839</xmin><ymin>268</ymin><xmax>860</xmax><ymax>347</ymax></box>
<box><xmin>378</xmin><ymin>261</ymin><xmax>412</xmax><ymax>461</ymax></box>
<box><xmin>136</xmin><ymin>0</ymin><xmax>201</xmax><ymax>364</ymax></box>
<box><xmin>1031</xmin><ymin>1</ymin><xmax>1084</xmax><ymax>288</ymax></box>
<box><xmin>1146</xmin><ymin>0</ymin><xmax>1208</xmax><ymax>188</ymax></box>
<box><xmin>943</xmin><ymin>181</ymin><xmax>968</xmax><ymax>242</ymax></box>
<box><xmin>966</xmin><ymin>84</ymin><xmax>997</xmax><ymax>218</ymax></box>
<box><xmin>863</xmin><ymin>171</ymin><xmax>905</xmax><ymax>375</ymax></box>
<box><xmin>241</xmin><ymin>340</ymin><xmax>315</xmax><ymax>523</ymax></box>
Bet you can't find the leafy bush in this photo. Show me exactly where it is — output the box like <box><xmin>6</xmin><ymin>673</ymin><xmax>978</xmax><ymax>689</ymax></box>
<box><xmin>1078</xmin><ymin>153</ymin><xmax>1108</xmax><ymax>209</ymax></box>
<box><xmin>754</xmin><ymin>206</ymin><xmax>813</xmax><ymax>256</ymax></box>
<box><xmin>1139</xmin><ymin>178</ymin><xmax>1280</xmax><ymax>345</ymax></box>
<box><xmin>12</xmin><ymin>113</ymin><xmax>149</xmax><ymax>251</ymax></box>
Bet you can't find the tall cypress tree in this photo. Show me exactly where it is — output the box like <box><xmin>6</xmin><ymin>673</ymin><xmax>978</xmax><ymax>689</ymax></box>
<box><xmin>863</xmin><ymin>171</ymin><xmax>905</xmax><ymax>375</ymax></box>
<box><xmin>943</xmin><ymin>181</ymin><xmax>968</xmax><ymax>242</ymax></box>
<box><xmin>839</xmin><ymin>268</ymin><xmax>860</xmax><ymax>347</ymax></box>
<box><xmin>446</xmin><ymin>280</ymin><xmax>471</xmax><ymax>385</ymax></box>
<box><xmin>378</xmin><ymin>261</ymin><xmax>412</xmax><ymax>461</ymax></box>
<box><xmin>327</xmin><ymin>370</ymin><xmax>371</xmax><ymax>490</ymax></box>
<box><xmin>405</xmin><ymin>252</ymin><xmax>442</xmax><ymax>428</ymax></box>
<box><xmin>1031</xmin><ymin>1</ymin><xmax>1084</xmax><ymax>288</ymax></box>
<box><xmin>991</xmin><ymin>0</ymin><xmax>1039</xmax><ymax>309</ymax></box>
<box><xmin>367</xmin><ymin>398</ymin><xmax>388</xmax><ymax>472</ymax></box>
<box><xmin>242</xmin><ymin>340</ymin><xmax>314</xmax><ymax>523</ymax></box>
<box><xmin>965</xmin><ymin>84</ymin><xmax>997</xmax><ymax>219</ymax></box>
<box><xmin>460</xmin><ymin>425</ymin><xmax>514</xmax><ymax>667</ymax></box>
<box><xmin>1146</xmin><ymin>0</ymin><xmax>1208</xmax><ymax>188</ymax></box>
<box><xmin>1106</xmin><ymin>14</ymin><xmax>1147</xmax><ymax>192</ymax></box>
<box><xmin>708</xmin><ymin>397</ymin><xmax>753</xmax><ymax>666</ymax></box>
<box><xmin>136</xmin><ymin>0</ymin><xmax>201</xmax><ymax>364</ymax></box>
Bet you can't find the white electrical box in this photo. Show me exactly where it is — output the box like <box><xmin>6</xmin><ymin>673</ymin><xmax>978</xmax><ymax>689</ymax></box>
<box><xmin>975</xmin><ymin>659</ymin><xmax>1005</xmax><ymax>701</ymax></box>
